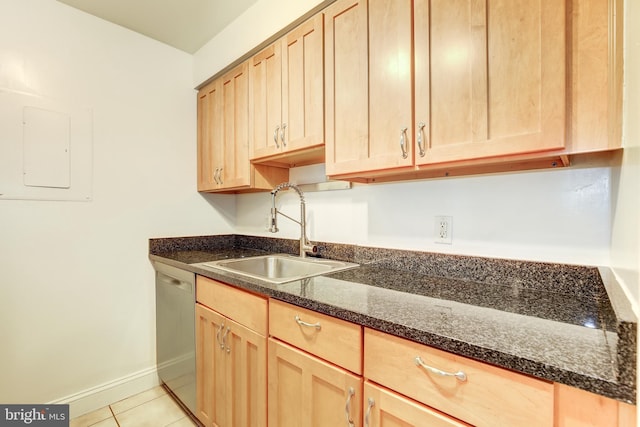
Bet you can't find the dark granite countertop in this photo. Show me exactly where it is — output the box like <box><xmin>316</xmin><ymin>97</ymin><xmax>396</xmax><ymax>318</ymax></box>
<box><xmin>149</xmin><ymin>235</ymin><xmax>637</xmax><ymax>404</ymax></box>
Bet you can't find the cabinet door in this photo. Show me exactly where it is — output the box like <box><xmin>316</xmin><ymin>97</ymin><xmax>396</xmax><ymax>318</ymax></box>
<box><xmin>195</xmin><ymin>304</ymin><xmax>227</xmax><ymax>427</ymax></box>
<box><xmin>554</xmin><ymin>383</ymin><xmax>637</xmax><ymax>427</ymax></box>
<box><xmin>224</xmin><ymin>317</ymin><xmax>267</xmax><ymax>427</ymax></box>
<box><xmin>250</xmin><ymin>44</ymin><xmax>283</xmax><ymax>159</ymax></box>
<box><xmin>415</xmin><ymin>0</ymin><xmax>566</xmax><ymax>165</ymax></box>
<box><xmin>367</xmin><ymin>0</ymin><xmax>414</xmax><ymax>170</ymax></box>
<box><xmin>220</xmin><ymin>62</ymin><xmax>251</xmax><ymax>189</ymax></box>
<box><xmin>197</xmin><ymin>80</ymin><xmax>223</xmax><ymax>191</ymax></box>
<box><xmin>268</xmin><ymin>339</ymin><xmax>362</xmax><ymax>427</ymax></box>
<box><xmin>364</xmin><ymin>382</ymin><xmax>470</xmax><ymax>427</ymax></box>
<box><xmin>282</xmin><ymin>13</ymin><xmax>325</xmax><ymax>153</ymax></box>
<box><xmin>324</xmin><ymin>0</ymin><xmax>370</xmax><ymax>176</ymax></box>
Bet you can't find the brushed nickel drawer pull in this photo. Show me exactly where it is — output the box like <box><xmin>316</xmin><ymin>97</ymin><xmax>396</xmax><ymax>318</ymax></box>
<box><xmin>294</xmin><ymin>315</ymin><xmax>321</xmax><ymax>330</ymax></box>
<box><xmin>345</xmin><ymin>387</ymin><xmax>355</xmax><ymax>427</ymax></box>
<box><xmin>415</xmin><ymin>356</ymin><xmax>467</xmax><ymax>382</ymax></box>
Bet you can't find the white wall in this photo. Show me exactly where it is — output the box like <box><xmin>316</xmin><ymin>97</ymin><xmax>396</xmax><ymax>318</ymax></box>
<box><xmin>611</xmin><ymin>0</ymin><xmax>640</xmax><ymax>313</ymax></box>
<box><xmin>0</xmin><ymin>0</ymin><xmax>234</xmax><ymax>412</ymax></box>
<box><xmin>193</xmin><ymin>0</ymin><xmax>327</xmax><ymax>86</ymax></box>
<box><xmin>237</xmin><ymin>164</ymin><xmax>612</xmax><ymax>266</ymax></box>
<box><xmin>610</xmin><ymin>0</ymin><xmax>640</xmax><ymax>413</ymax></box>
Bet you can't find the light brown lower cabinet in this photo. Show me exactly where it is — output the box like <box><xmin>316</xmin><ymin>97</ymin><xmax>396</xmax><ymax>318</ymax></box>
<box><xmin>364</xmin><ymin>328</ymin><xmax>554</xmax><ymax>427</ymax></box>
<box><xmin>192</xmin><ymin>281</ymin><xmax>636</xmax><ymax>426</ymax></box>
<box><xmin>268</xmin><ymin>338</ymin><xmax>363</xmax><ymax>427</ymax></box>
<box><xmin>195</xmin><ymin>303</ymin><xmax>267</xmax><ymax>427</ymax></box>
<box><xmin>363</xmin><ymin>382</ymin><xmax>470</xmax><ymax>427</ymax></box>
<box><xmin>554</xmin><ymin>383</ymin><xmax>637</xmax><ymax>427</ymax></box>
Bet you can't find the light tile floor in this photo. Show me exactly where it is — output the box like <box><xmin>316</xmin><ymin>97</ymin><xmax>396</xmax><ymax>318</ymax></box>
<box><xmin>70</xmin><ymin>386</ymin><xmax>198</xmax><ymax>427</ymax></box>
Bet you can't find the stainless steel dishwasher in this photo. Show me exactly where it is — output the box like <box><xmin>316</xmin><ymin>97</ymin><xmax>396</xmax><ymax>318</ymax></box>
<box><xmin>154</xmin><ymin>261</ymin><xmax>196</xmax><ymax>415</ymax></box>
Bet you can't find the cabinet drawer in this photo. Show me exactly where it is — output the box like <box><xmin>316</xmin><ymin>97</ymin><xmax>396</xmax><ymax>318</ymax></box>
<box><xmin>364</xmin><ymin>328</ymin><xmax>553</xmax><ymax>427</ymax></box>
<box><xmin>269</xmin><ymin>299</ymin><xmax>362</xmax><ymax>374</ymax></box>
<box><xmin>196</xmin><ymin>276</ymin><xmax>268</xmax><ymax>336</ymax></box>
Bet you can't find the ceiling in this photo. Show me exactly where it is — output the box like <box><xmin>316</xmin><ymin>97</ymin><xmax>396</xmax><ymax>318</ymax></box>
<box><xmin>57</xmin><ymin>0</ymin><xmax>259</xmax><ymax>54</ymax></box>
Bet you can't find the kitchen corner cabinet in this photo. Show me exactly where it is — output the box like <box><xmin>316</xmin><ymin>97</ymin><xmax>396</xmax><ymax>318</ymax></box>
<box><xmin>195</xmin><ymin>277</ymin><xmax>267</xmax><ymax>427</ymax></box>
<box><xmin>325</xmin><ymin>0</ymin><xmax>565</xmax><ymax>177</ymax></box>
<box><xmin>197</xmin><ymin>62</ymin><xmax>287</xmax><ymax>193</ymax></box>
<box><xmin>249</xmin><ymin>13</ymin><xmax>325</xmax><ymax>167</ymax></box>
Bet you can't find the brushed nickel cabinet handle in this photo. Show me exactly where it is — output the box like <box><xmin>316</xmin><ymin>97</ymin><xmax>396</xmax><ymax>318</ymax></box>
<box><xmin>400</xmin><ymin>127</ymin><xmax>408</xmax><ymax>159</ymax></box>
<box><xmin>365</xmin><ymin>397</ymin><xmax>375</xmax><ymax>427</ymax></box>
<box><xmin>281</xmin><ymin>123</ymin><xmax>287</xmax><ymax>146</ymax></box>
<box><xmin>417</xmin><ymin>122</ymin><xmax>426</xmax><ymax>157</ymax></box>
<box><xmin>345</xmin><ymin>387</ymin><xmax>355</xmax><ymax>427</ymax></box>
<box><xmin>216</xmin><ymin>322</ymin><xmax>225</xmax><ymax>349</ymax></box>
<box><xmin>222</xmin><ymin>327</ymin><xmax>231</xmax><ymax>353</ymax></box>
<box><xmin>273</xmin><ymin>125</ymin><xmax>280</xmax><ymax>148</ymax></box>
<box><xmin>415</xmin><ymin>356</ymin><xmax>467</xmax><ymax>381</ymax></box>
<box><xmin>294</xmin><ymin>315</ymin><xmax>321</xmax><ymax>330</ymax></box>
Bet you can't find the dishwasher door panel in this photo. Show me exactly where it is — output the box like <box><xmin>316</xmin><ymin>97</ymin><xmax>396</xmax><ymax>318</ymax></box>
<box><xmin>155</xmin><ymin>262</ymin><xmax>196</xmax><ymax>414</ymax></box>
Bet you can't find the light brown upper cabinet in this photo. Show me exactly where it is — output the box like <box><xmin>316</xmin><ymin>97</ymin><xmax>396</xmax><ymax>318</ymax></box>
<box><xmin>249</xmin><ymin>14</ymin><xmax>325</xmax><ymax>167</ymax></box>
<box><xmin>198</xmin><ymin>62</ymin><xmax>251</xmax><ymax>191</ymax></box>
<box><xmin>326</xmin><ymin>0</ymin><xmax>567</xmax><ymax>177</ymax></box>
<box><xmin>198</xmin><ymin>62</ymin><xmax>288</xmax><ymax>193</ymax></box>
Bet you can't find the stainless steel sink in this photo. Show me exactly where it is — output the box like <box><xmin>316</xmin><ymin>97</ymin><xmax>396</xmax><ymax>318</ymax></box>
<box><xmin>195</xmin><ymin>254</ymin><xmax>358</xmax><ymax>284</ymax></box>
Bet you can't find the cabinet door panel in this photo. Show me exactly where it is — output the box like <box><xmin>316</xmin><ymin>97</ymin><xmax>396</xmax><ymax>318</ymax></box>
<box><xmin>226</xmin><ymin>318</ymin><xmax>267</xmax><ymax>427</ymax></box>
<box><xmin>197</xmin><ymin>81</ymin><xmax>223</xmax><ymax>191</ymax></box>
<box><xmin>268</xmin><ymin>338</ymin><xmax>363</xmax><ymax>427</ymax></box>
<box><xmin>195</xmin><ymin>304</ymin><xmax>226</xmax><ymax>427</ymax></box>
<box><xmin>368</xmin><ymin>0</ymin><xmax>414</xmax><ymax>168</ymax></box>
<box><xmin>250</xmin><ymin>44</ymin><xmax>282</xmax><ymax>159</ymax></box>
<box><xmin>416</xmin><ymin>0</ymin><xmax>566</xmax><ymax>165</ymax></box>
<box><xmin>221</xmin><ymin>63</ymin><xmax>250</xmax><ymax>189</ymax></box>
<box><xmin>364</xmin><ymin>382</ymin><xmax>470</xmax><ymax>427</ymax></box>
<box><xmin>325</xmin><ymin>0</ymin><xmax>370</xmax><ymax>175</ymax></box>
<box><xmin>282</xmin><ymin>13</ymin><xmax>324</xmax><ymax>152</ymax></box>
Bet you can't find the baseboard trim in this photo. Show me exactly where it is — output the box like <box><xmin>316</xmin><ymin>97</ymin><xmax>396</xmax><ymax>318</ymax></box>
<box><xmin>48</xmin><ymin>366</ymin><xmax>161</xmax><ymax>418</ymax></box>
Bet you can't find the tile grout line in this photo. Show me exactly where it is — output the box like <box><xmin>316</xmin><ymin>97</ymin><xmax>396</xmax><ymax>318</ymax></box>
<box><xmin>108</xmin><ymin>405</ymin><xmax>120</xmax><ymax>427</ymax></box>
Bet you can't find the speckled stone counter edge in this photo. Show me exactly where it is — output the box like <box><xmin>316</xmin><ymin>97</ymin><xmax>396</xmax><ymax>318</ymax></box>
<box><xmin>149</xmin><ymin>234</ymin><xmax>638</xmax><ymax>403</ymax></box>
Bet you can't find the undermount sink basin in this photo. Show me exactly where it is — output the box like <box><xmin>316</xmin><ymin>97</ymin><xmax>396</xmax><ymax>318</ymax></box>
<box><xmin>196</xmin><ymin>254</ymin><xmax>359</xmax><ymax>284</ymax></box>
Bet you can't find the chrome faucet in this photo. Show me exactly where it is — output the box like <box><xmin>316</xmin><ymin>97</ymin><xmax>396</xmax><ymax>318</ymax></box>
<box><xmin>269</xmin><ymin>182</ymin><xmax>318</xmax><ymax>258</ymax></box>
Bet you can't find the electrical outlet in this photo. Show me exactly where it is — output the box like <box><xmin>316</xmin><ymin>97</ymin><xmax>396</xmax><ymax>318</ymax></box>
<box><xmin>435</xmin><ymin>216</ymin><xmax>453</xmax><ymax>244</ymax></box>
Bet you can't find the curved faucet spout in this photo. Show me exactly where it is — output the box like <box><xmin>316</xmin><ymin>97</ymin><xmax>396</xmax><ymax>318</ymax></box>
<box><xmin>269</xmin><ymin>182</ymin><xmax>317</xmax><ymax>258</ymax></box>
